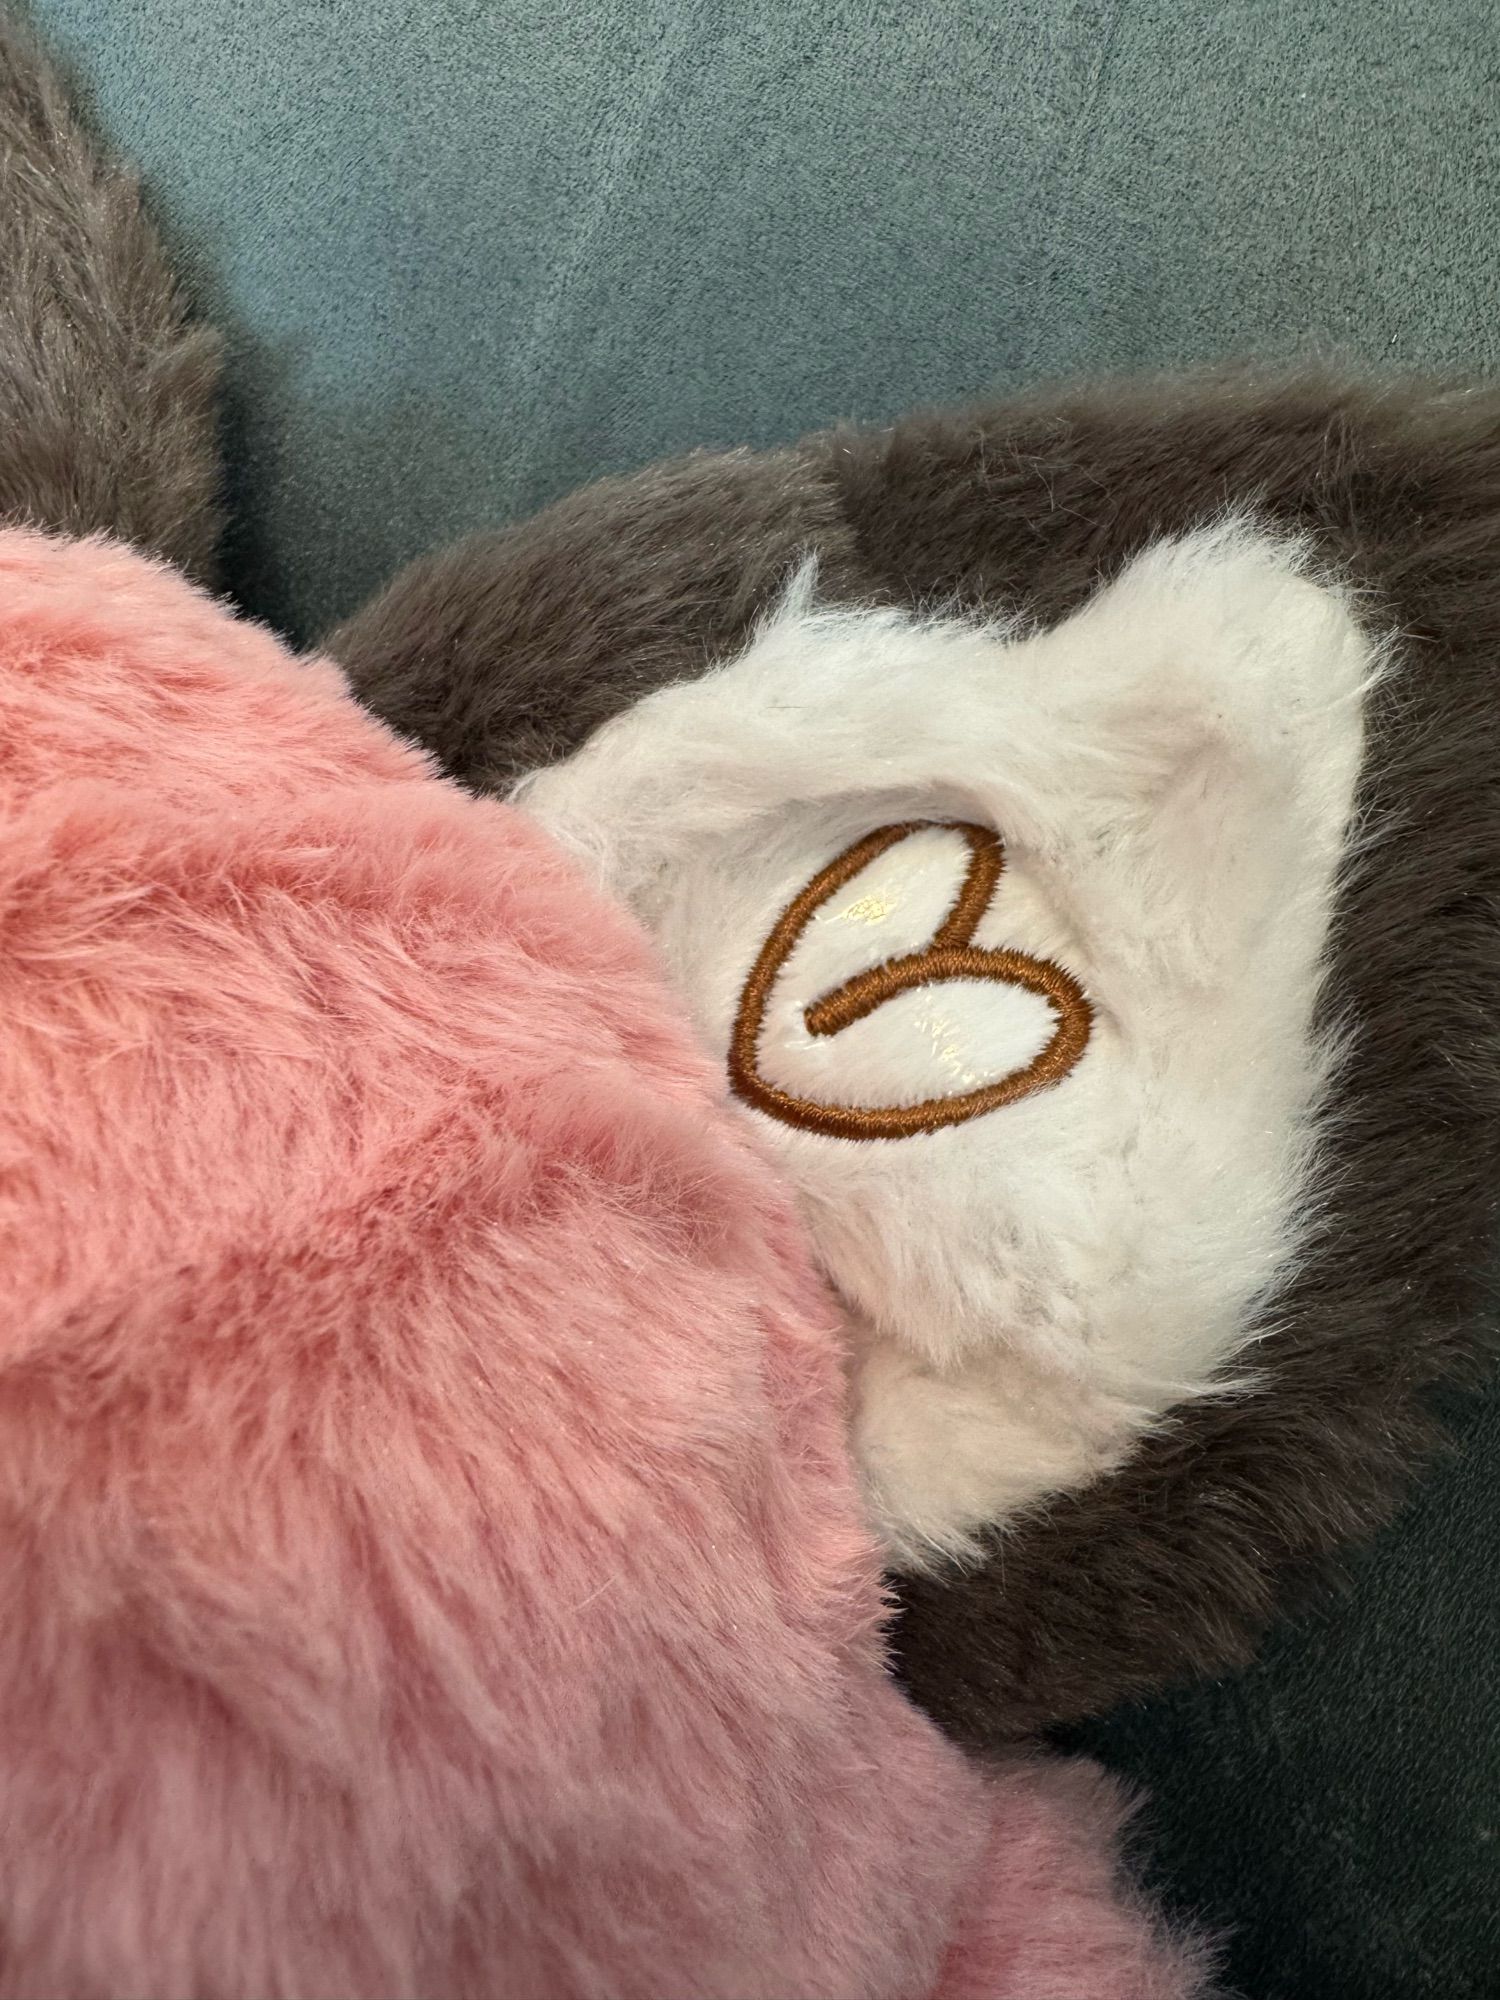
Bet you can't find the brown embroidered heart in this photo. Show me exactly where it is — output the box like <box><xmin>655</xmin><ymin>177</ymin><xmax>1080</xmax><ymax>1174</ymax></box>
<box><xmin>728</xmin><ymin>821</ymin><xmax>1093</xmax><ymax>1140</ymax></box>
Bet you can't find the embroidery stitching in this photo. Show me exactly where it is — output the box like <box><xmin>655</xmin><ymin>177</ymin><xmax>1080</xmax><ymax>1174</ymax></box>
<box><xmin>728</xmin><ymin>821</ymin><xmax>1093</xmax><ymax>1139</ymax></box>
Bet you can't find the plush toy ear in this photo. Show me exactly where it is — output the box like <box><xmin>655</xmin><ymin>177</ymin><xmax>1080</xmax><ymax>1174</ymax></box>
<box><xmin>0</xmin><ymin>13</ymin><xmax>220</xmax><ymax>575</ymax></box>
<box><xmin>520</xmin><ymin>524</ymin><xmax>1378</xmax><ymax>1566</ymax></box>
<box><xmin>331</xmin><ymin>367</ymin><xmax>1500</xmax><ymax>1745</ymax></box>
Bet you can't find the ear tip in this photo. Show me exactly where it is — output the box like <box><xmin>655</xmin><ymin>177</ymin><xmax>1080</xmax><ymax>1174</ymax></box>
<box><xmin>769</xmin><ymin>554</ymin><xmax>821</xmax><ymax>626</ymax></box>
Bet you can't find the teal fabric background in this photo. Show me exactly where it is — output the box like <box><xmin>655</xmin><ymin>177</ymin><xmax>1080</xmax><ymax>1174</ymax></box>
<box><xmin>21</xmin><ymin>3</ymin><xmax>1500</xmax><ymax>1992</ymax></box>
<box><xmin>25</xmin><ymin>0</ymin><xmax>1500</xmax><ymax>645</ymax></box>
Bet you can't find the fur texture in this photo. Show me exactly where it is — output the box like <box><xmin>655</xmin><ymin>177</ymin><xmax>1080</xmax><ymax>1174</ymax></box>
<box><xmin>0</xmin><ymin>528</ymin><xmax>1206</xmax><ymax>2000</ymax></box>
<box><xmin>333</xmin><ymin>366</ymin><xmax>1500</xmax><ymax>1738</ymax></box>
<box><xmin>0</xmin><ymin>10</ymin><xmax>220</xmax><ymax>575</ymax></box>
<box><xmin>335</xmin><ymin>444</ymin><xmax>861</xmax><ymax>790</ymax></box>
<box><xmin>520</xmin><ymin>529</ymin><xmax>1375</xmax><ymax>1566</ymax></box>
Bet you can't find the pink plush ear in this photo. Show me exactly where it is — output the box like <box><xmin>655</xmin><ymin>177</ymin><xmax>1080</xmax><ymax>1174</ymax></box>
<box><xmin>0</xmin><ymin>530</ymin><xmax>1205</xmax><ymax>2000</ymax></box>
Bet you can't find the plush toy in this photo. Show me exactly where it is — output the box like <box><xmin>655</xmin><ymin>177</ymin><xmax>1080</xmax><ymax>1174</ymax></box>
<box><xmin>0</xmin><ymin>523</ymin><xmax>1209</xmax><ymax>2000</ymax></box>
<box><xmin>0</xmin><ymin>19</ymin><xmax>1209</xmax><ymax>1998</ymax></box>
<box><xmin>3</xmin><ymin>12</ymin><xmax>1493</xmax><ymax>1993</ymax></box>
<box><xmin>0</xmin><ymin>14</ymin><xmax>219</xmax><ymax>580</ymax></box>
<box><xmin>333</xmin><ymin>369</ymin><xmax>1500</xmax><ymax>1744</ymax></box>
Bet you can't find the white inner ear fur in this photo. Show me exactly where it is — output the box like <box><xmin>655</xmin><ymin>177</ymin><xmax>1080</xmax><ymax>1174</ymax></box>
<box><xmin>516</xmin><ymin>524</ymin><xmax>1380</xmax><ymax>1571</ymax></box>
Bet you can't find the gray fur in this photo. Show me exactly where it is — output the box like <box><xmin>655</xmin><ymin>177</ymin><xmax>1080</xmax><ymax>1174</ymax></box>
<box><xmin>0</xmin><ymin>10</ymin><xmax>221</xmax><ymax>576</ymax></box>
<box><xmin>330</xmin><ymin>365</ymin><xmax>1500</xmax><ymax>1742</ymax></box>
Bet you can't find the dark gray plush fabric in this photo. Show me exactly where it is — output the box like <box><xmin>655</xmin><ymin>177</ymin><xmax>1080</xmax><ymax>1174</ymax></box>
<box><xmin>0</xmin><ymin>8</ymin><xmax>220</xmax><ymax>574</ymax></box>
<box><xmin>338</xmin><ymin>447</ymin><xmax>864</xmax><ymax>789</ymax></box>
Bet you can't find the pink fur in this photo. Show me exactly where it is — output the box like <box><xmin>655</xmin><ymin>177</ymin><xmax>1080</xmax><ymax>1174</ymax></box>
<box><xmin>0</xmin><ymin>531</ymin><xmax>1207</xmax><ymax>1999</ymax></box>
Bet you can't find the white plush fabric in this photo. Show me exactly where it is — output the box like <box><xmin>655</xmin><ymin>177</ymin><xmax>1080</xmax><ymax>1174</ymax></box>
<box><xmin>518</xmin><ymin>527</ymin><xmax>1379</xmax><ymax>1569</ymax></box>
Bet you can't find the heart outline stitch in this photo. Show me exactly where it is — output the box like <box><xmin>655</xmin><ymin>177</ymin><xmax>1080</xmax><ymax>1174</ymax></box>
<box><xmin>727</xmin><ymin>821</ymin><xmax>1093</xmax><ymax>1140</ymax></box>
